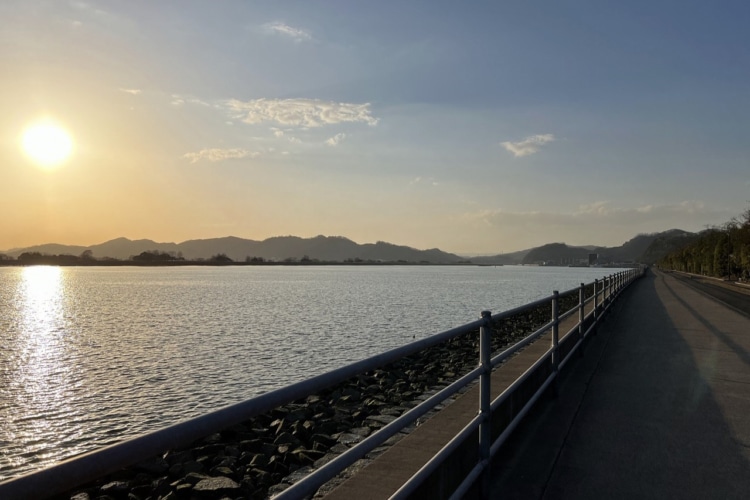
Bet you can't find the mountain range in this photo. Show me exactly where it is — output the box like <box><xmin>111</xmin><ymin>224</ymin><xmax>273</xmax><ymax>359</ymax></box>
<box><xmin>2</xmin><ymin>236</ymin><xmax>467</xmax><ymax>264</ymax></box>
<box><xmin>1</xmin><ymin>229</ymin><xmax>698</xmax><ymax>265</ymax></box>
<box><xmin>473</xmin><ymin>229</ymin><xmax>697</xmax><ymax>265</ymax></box>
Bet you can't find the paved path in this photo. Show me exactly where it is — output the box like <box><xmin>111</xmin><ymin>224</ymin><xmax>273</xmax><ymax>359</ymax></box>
<box><xmin>490</xmin><ymin>269</ymin><xmax>750</xmax><ymax>499</ymax></box>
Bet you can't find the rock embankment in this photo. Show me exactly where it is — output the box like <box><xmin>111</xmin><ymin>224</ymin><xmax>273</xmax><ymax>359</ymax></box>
<box><xmin>63</xmin><ymin>292</ymin><xmax>582</xmax><ymax>500</ymax></box>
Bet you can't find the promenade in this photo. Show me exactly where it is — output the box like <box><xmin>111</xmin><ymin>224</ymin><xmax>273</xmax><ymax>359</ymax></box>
<box><xmin>490</xmin><ymin>269</ymin><xmax>750</xmax><ymax>499</ymax></box>
<box><xmin>325</xmin><ymin>269</ymin><xmax>750</xmax><ymax>499</ymax></box>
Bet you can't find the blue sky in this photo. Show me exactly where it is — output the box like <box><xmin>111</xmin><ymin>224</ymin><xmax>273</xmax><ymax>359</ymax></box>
<box><xmin>1</xmin><ymin>1</ymin><xmax>749</xmax><ymax>254</ymax></box>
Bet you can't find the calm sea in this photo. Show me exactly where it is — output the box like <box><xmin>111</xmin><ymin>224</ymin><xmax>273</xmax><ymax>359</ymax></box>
<box><xmin>0</xmin><ymin>265</ymin><xmax>625</xmax><ymax>481</ymax></box>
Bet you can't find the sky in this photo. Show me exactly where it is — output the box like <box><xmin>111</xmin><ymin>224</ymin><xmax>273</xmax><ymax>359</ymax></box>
<box><xmin>2</xmin><ymin>1</ymin><xmax>749</xmax><ymax>255</ymax></box>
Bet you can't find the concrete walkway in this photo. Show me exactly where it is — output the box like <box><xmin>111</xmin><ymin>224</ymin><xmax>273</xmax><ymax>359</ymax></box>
<box><xmin>490</xmin><ymin>269</ymin><xmax>750</xmax><ymax>499</ymax></box>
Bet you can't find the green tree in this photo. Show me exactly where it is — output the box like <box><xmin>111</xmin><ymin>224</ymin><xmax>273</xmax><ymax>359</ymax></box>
<box><xmin>713</xmin><ymin>233</ymin><xmax>731</xmax><ymax>278</ymax></box>
<box><xmin>209</xmin><ymin>253</ymin><xmax>233</xmax><ymax>263</ymax></box>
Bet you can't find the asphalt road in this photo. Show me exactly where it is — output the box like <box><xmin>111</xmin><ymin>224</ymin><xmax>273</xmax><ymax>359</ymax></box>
<box><xmin>489</xmin><ymin>269</ymin><xmax>750</xmax><ymax>499</ymax></box>
<box><xmin>667</xmin><ymin>271</ymin><xmax>750</xmax><ymax>318</ymax></box>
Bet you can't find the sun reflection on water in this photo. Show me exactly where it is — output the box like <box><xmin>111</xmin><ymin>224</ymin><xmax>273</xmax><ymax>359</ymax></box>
<box><xmin>2</xmin><ymin>266</ymin><xmax>74</xmax><ymax>475</ymax></box>
<box><xmin>19</xmin><ymin>266</ymin><xmax>66</xmax><ymax>379</ymax></box>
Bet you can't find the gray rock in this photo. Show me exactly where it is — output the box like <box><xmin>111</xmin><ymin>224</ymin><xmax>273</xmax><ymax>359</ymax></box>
<box><xmin>366</xmin><ymin>414</ymin><xmax>398</xmax><ymax>425</ymax></box>
<box><xmin>349</xmin><ymin>426</ymin><xmax>372</xmax><ymax>437</ymax></box>
<box><xmin>203</xmin><ymin>433</ymin><xmax>222</xmax><ymax>444</ymax></box>
<box><xmin>335</xmin><ymin>433</ymin><xmax>363</xmax><ymax>445</ymax></box>
<box><xmin>193</xmin><ymin>476</ymin><xmax>240</xmax><ymax>492</ymax></box>
<box><xmin>273</xmin><ymin>432</ymin><xmax>300</xmax><ymax>446</ymax></box>
<box><xmin>182</xmin><ymin>461</ymin><xmax>205</xmax><ymax>475</ymax></box>
<box><xmin>174</xmin><ymin>482</ymin><xmax>193</xmax><ymax>496</ymax></box>
<box><xmin>136</xmin><ymin>456</ymin><xmax>170</xmax><ymax>475</ymax></box>
<box><xmin>267</xmin><ymin>482</ymin><xmax>290</xmax><ymax>495</ymax></box>
<box><xmin>182</xmin><ymin>472</ymin><xmax>210</xmax><ymax>485</ymax></box>
<box><xmin>284</xmin><ymin>465</ymin><xmax>314</xmax><ymax>484</ymax></box>
<box><xmin>99</xmin><ymin>480</ymin><xmax>129</xmax><ymax>493</ymax></box>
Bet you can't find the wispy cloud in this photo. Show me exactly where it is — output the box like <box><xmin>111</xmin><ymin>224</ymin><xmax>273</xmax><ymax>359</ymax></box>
<box><xmin>410</xmin><ymin>177</ymin><xmax>439</xmax><ymax>186</ymax></box>
<box><xmin>500</xmin><ymin>134</ymin><xmax>555</xmax><ymax>157</ymax></box>
<box><xmin>71</xmin><ymin>1</ymin><xmax>109</xmax><ymax>18</ymax></box>
<box><xmin>263</xmin><ymin>22</ymin><xmax>312</xmax><ymax>42</ymax></box>
<box><xmin>325</xmin><ymin>133</ymin><xmax>347</xmax><ymax>146</ymax></box>
<box><xmin>171</xmin><ymin>94</ymin><xmax>210</xmax><ymax>107</ymax></box>
<box><xmin>227</xmin><ymin>98</ymin><xmax>379</xmax><ymax>128</ymax></box>
<box><xmin>119</xmin><ymin>88</ymin><xmax>141</xmax><ymax>95</ymax></box>
<box><xmin>183</xmin><ymin>148</ymin><xmax>260</xmax><ymax>163</ymax></box>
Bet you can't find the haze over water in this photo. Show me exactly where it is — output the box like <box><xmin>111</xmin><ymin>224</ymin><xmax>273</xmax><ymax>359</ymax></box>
<box><xmin>0</xmin><ymin>265</ymin><xmax>626</xmax><ymax>481</ymax></box>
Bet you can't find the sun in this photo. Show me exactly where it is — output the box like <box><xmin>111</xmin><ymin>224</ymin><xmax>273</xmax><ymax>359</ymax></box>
<box><xmin>21</xmin><ymin>120</ymin><xmax>74</xmax><ymax>169</ymax></box>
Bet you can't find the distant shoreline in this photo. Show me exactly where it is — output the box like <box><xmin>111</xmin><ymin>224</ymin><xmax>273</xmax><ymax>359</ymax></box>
<box><xmin>0</xmin><ymin>260</ymin><xmax>479</xmax><ymax>267</ymax></box>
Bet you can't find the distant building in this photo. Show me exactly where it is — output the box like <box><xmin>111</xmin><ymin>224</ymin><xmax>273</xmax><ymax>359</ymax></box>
<box><xmin>588</xmin><ymin>253</ymin><xmax>598</xmax><ymax>266</ymax></box>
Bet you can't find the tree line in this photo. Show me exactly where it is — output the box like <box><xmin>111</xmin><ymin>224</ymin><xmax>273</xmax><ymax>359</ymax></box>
<box><xmin>658</xmin><ymin>208</ymin><xmax>750</xmax><ymax>280</ymax></box>
<box><xmin>0</xmin><ymin>250</ymin><xmax>431</xmax><ymax>266</ymax></box>
<box><xmin>2</xmin><ymin>250</ymin><xmax>235</xmax><ymax>266</ymax></box>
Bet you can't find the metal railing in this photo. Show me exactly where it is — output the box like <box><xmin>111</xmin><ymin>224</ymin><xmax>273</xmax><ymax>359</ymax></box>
<box><xmin>0</xmin><ymin>267</ymin><xmax>644</xmax><ymax>500</ymax></box>
<box><xmin>277</xmin><ymin>267</ymin><xmax>644</xmax><ymax>499</ymax></box>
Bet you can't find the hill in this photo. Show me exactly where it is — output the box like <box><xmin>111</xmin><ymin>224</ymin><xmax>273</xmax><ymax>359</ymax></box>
<box><xmin>639</xmin><ymin>229</ymin><xmax>701</xmax><ymax>264</ymax></box>
<box><xmin>515</xmin><ymin>230</ymin><xmax>697</xmax><ymax>265</ymax></box>
<box><xmin>4</xmin><ymin>236</ymin><xmax>466</xmax><ymax>264</ymax></box>
<box><xmin>467</xmin><ymin>249</ymin><xmax>530</xmax><ymax>266</ymax></box>
<box><xmin>521</xmin><ymin>243</ymin><xmax>593</xmax><ymax>265</ymax></box>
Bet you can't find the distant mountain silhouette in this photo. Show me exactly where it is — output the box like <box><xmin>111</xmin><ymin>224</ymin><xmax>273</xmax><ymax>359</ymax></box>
<box><xmin>3</xmin><ymin>229</ymin><xmax>696</xmax><ymax>265</ymax></box>
<box><xmin>468</xmin><ymin>249</ymin><xmax>530</xmax><ymax>266</ymax></box>
<box><xmin>464</xmin><ymin>230</ymin><xmax>696</xmax><ymax>266</ymax></box>
<box><xmin>95</xmin><ymin>237</ymin><xmax>182</xmax><ymax>258</ymax></box>
<box><xmin>522</xmin><ymin>243</ymin><xmax>592</xmax><ymax>265</ymax></box>
<box><xmin>5</xmin><ymin>235</ymin><xmax>467</xmax><ymax>264</ymax></box>
<box><xmin>516</xmin><ymin>230</ymin><xmax>697</xmax><ymax>265</ymax></box>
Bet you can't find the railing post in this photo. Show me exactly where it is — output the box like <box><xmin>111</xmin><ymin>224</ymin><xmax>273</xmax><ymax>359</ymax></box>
<box><xmin>593</xmin><ymin>278</ymin><xmax>599</xmax><ymax>325</ymax></box>
<box><xmin>578</xmin><ymin>283</ymin><xmax>585</xmax><ymax>350</ymax></box>
<box><xmin>551</xmin><ymin>291</ymin><xmax>560</xmax><ymax>376</ymax></box>
<box><xmin>479</xmin><ymin>310</ymin><xmax>492</xmax><ymax>497</ymax></box>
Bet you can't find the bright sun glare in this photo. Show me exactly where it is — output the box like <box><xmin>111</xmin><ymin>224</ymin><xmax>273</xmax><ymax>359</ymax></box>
<box><xmin>21</xmin><ymin>120</ymin><xmax>74</xmax><ymax>169</ymax></box>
